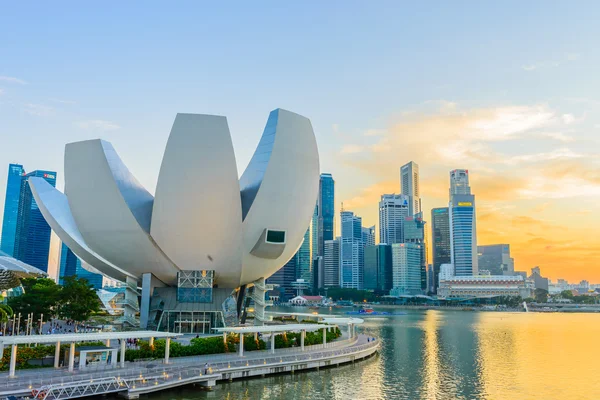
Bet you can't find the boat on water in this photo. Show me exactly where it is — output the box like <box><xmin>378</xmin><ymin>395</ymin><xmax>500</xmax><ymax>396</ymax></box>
<box><xmin>346</xmin><ymin>307</ymin><xmax>406</xmax><ymax>316</ymax></box>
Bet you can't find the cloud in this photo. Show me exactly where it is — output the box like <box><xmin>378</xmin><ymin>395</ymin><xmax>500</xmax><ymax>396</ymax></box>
<box><xmin>76</xmin><ymin>120</ymin><xmax>121</xmax><ymax>131</ymax></box>
<box><xmin>0</xmin><ymin>88</ymin><xmax>4</xmax><ymax>95</ymax></box>
<box><xmin>562</xmin><ymin>114</ymin><xmax>575</xmax><ymax>124</ymax></box>
<box><xmin>0</xmin><ymin>76</ymin><xmax>27</xmax><ymax>84</ymax></box>
<box><xmin>49</xmin><ymin>98</ymin><xmax>76</xmax><ymax>105</ymax></box>
<box><xmin>504</xmin><ymin>148</ymin><xmax>585</xmax><ymax>165</ymax></box>
<box><xmin>340</xmin><ymin>144</ymin><xmax>364</xmax><ymax>154</ymax></box>
<box><xmin>23</xmin><ymin>103</ymin><xmax>54</xmax><ymax>116</ymax></box>
<box><xmin>522</xmin><ymin>53</ymin><xmax>580</xmax><ymax>72</ymax></box>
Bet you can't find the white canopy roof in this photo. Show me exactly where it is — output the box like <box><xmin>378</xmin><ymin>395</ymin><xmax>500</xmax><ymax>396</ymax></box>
<box><xmin>214</xmin><ymin>323</ymin><xmax>337</xmax><ymax>334</ymax></box>
<box><xmin>0</xmin><ymin>330</ymin><xmax>181</xmax><ymax>345</ymax></box>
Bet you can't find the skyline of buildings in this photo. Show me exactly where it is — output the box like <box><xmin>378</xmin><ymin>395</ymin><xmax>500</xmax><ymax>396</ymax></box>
<box><xmin>1</xmin><ymin>158</ymin><xmax>593</xmax><ymax>297</ymax></box>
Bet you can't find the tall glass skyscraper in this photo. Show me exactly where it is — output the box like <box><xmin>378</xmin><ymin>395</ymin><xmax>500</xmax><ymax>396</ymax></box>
<box><xmin>317</xmin><ymin>173</ymin><xmax>335</xmax><ymax>257</ymax></box>
<box><xmin>296</xmin><ymin>225</ymin><xmax>313</xmax><ymax>284</ymax></box>
<box><xmin>1</xmin><ymin>164</ymin><xmax>25</xmax><ymax>256</ymax></box>
<box><xmin>400</xmin><ymin>161</ymin><xmax>421</xmax><ymax>216</ymax></box>
<box><xmin>379</xmin><ymin>194</ymin><xmax>410</xmax><ymax>244</ymax></box>
<box><xmin>404</xmin><ymin>213</ymin><xmax>427</xmax><ymax>291</ymax></box>
<box><xmin>431</xmin><ymin>207</ymin><xmax>451</xmax><ymax>293</ymax></box>
<box><xmin>267</xmin><ymin>256</ymin><xmax>296</xmax><ymax>299</ymax></box>
<box><xmin>340</xmin><ymin>210</ymin><xmax>363</xmax><ymax>289</ymax></box>
<box><xmin>59</xmin><ymin>242</ymin><xmax>103</xmax><ymax>289</ymax></box>
<box><xmin>364</xmin><ymin>244</ymin><xmax>392</xmax><ymax>293</ymax></box>
<box><xmin>323</xmin><ymin>238</ymin><xmax>340</xmax><ymax>287</ymax></box>
<box><xmin>449</xmin><ymin>194</ymin><xmax>478</xmax><ymax>276</ymax></box>
<box><xmin>13</xmin><ymin>170</ymin><xmax>56</xmax><ymax>271</ymax></box>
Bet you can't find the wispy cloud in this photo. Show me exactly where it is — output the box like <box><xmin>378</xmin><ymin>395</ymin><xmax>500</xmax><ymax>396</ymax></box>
<box><xmin>340</xmin><ymin>144</ymin><xmax>364</xmax><ymax>154</ymax></box>
<box><xmin>49</xmin><ymin>98</ymin><xmax>76</xmax><ymax>105</ymax></box>
<box><xmin>76</xmin><ymin>119</ymin><xmax>121</xmax><ymax>131</ymax></box>
<box><xmin>23</xmin><ymin>103</ymin><xmax>54</xmax><ymax>116</ymax></box>
<box><xmin>522</xmin><ymin>53</ymin><xmax>581</xmax><ymax>72</ymax></box>
<box><xmin>0</xmin><ymin>88</ymin><xmax>4</xmax><ymax>96</ymax></box>
<box><xmin>0</xmin><ymin>76</ymin><xmax>28</xmax><ymax>84</ymax></box>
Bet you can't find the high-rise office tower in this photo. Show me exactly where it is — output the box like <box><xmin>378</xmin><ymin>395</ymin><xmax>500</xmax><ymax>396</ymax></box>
<box><xmin>379</xmin><ymin>194</ymin><xmax>410</xmax><ymax>244</ymax></box>
<box><xmin>478</xmin><ymin>244</ymin><xmax>514</xmax><ymax>276</ymax></box>
<box><xmin>449</xmin><ymin>169</ymin><xmax>477</xmax><ymax>276</ymax></box>
<box><xmin>391</xmin><ymin>243</ymin><xmax>422</xmax><ymax>295</ymax></box>
<box><xmin>404</xmin><ymin>213</ymin><xmax>427</xmax><ymax>291</ymax></box>
<box><xmin>311</xmin><ymin>203</ymin><xmax>318</xmax><ymax>261</ymax></box>
<box><xmin>312</xmin><ymin>256</ymin><xmax>324</xmax><ymax>291</ymax></box>
<box><xmin>450</xmin><ymin>169</ymin><xmax>471</xmax><ymax>198</ymax></box>
<box><xmin>1</xmin><ymin>164</ymin><xmax>25</xmax><ymax>256</ymax></box>
<box><xmin>317</xmin><ymin>173</ymin><xmax>335</xmax><ymax>257</ymax></box>
<box><xmin>14</xmin><ymin>170</ymin><xmax>57</xmax><ymax>271</ymax></box>
<box><xmin>340</xmin><ymin>210</ymin><xmax>363</xmax><ymax>289</ymax></box>
<box><xmin>58</xmin><ymin>242</ymin><xmax>103</xmax><ymax>289</ymax></box>
<box><xmin>323</xmin><ymin>238</ymin><xmax>340</xmax><ymax>287</ymax></box>
<box><xmin>296</xmin><ymin>225</ymin><xmax>313</xmax><ymax>285</ymax></box>
<box><xmin>364</xmin><ymin>244</ymin><xmax>393</xmax><ymax>293</ymax></box>
<box><xmin>267</xmin><ymin>256</ymin><xmax>297</xmax><ymax>299</ymax></box>
<box><xmin>362</xmin><ymin>225</ymin><xmax>375</xmax><ymax>247</ymax></box>
<box><xmin>400</xmin><ymin>161</ymin><xmax>421</xmax><ymax>216</ymax></box>
<box><xmin>431</xmin><ymin>207</ymin><xmax>451</xmax><ymax>293</ymax></box>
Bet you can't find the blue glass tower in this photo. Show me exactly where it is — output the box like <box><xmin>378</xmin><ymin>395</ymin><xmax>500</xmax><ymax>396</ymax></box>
<box><xmin>14</xmin><ymin>170</ymin><xmax>57</xmax><ymax>272</ymax></box>
<box><xmin>1</xmin><ymin>164</ymin><xmax>25</xmax><ymax>256</ymax></box>
<box><xmin>59</xmin><ymin>242</ymin><xmax>103</xmax><ymax>289</ymax></box>
<box><xmin>318</xmin><ymin>173</ymin><xmax>335</xmax><ymax>257</ymax></box>
<box><xmin>449</xmin><ymin>194</ymin><xmax>477</xmax><ymax>276</ymax></box>
<box><xmin>340</xmin><ymin>210</ymin><xmax>363</xmax><ymax>289</ymax></box>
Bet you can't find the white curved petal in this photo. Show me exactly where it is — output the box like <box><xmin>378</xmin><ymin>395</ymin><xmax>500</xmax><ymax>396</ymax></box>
<box><xmin>241</xmin><ymin>109</ymin><xmax>320</xmax><ymax>283</ymax></box>
<box><xmin>151</xmin><ymin>114</ymin><xmax>244</xmax><ymax>287</ymax></box>
<box><xmin>64</xmin><ymin>139</ymin><xmax>179</xmax><ymax>284</ymax></box>
<box><xmin>28</xmin><ymin>177</ymin><xmax>134</xmax><ymax>282</ymax></box>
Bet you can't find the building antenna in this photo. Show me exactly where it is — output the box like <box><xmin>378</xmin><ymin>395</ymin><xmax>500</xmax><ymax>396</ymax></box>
<box><xmin>341</xmin><ymin>202</ymin><xmax>344</xmax><ymax>212</ymax></box>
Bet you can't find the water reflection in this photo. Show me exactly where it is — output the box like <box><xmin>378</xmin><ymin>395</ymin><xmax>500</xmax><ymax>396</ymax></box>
<box><xmin>140</xmin><ymin>310</ymin><xmax>600</xmax><ymax>400</ymax></box>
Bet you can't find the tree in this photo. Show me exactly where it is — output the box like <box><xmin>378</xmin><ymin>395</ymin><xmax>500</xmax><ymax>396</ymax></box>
<box><xmin>57</xmin><ymin>276</ymin><xmax>101</xmax><ymax>326</ymax></box>
<box><xmin>560</xmin><ymin>290</ymin><xmax>574</xmax><ymax>300</ymax></box>
<box><xmin>534</xmin><ymin>288</ymin><xmax>549</xmax><ymax>303</ymax></box>
<box><xmin>8</xmin><ymin>277</ymin><xmax>61</xmax><ymax>321</ymax></box>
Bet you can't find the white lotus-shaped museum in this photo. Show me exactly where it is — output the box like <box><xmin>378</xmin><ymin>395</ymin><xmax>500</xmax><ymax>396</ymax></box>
<box><xmin>29</xmin><ymin>109</ymin><xmax>319</xmax><ymax>289</ymax></box>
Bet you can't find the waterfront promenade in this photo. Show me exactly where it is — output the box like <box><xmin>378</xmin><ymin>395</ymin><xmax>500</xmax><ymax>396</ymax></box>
<box><xmin>0</xmin><ymin>334</ymin><xmax>379</xmax><ymax>399</ymax></box>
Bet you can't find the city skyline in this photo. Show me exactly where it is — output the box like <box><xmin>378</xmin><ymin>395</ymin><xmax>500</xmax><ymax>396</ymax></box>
<box><xmin>1</xmin><ymin>2</ymin><xmax>600</xmax><ymax>282</ymax></box>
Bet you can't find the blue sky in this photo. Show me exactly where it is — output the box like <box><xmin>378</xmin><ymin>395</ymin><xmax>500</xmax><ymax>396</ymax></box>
<box><xmin>1</xmin><ymin>1</ymin><xmax>600</xmax><ymax>280</ymax></box>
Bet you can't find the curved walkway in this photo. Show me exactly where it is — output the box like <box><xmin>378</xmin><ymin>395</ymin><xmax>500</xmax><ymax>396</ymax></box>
<box><xmin>0</xmin><ymin>334</ymin><xmax>378</xmax><ymax>397</ymax></box>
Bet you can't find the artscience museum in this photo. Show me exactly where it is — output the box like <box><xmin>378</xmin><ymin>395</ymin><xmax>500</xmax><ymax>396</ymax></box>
<box><xmin>29</xmin><ymin>109</ymin><xmax>320</xmax><ymax>331</ymax></box>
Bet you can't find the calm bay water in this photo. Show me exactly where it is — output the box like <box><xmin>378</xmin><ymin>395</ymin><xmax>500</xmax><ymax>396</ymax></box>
<box><xmin>146</xmin><ymin>308</ymin><xmax>600</xmax><ymax>400</ymax></box>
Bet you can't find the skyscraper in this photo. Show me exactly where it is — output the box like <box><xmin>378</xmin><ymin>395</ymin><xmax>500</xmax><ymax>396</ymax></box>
<box><xmin>317</xmin><ymin>173</ymin><xmax>335</xmax><ymax>257</ymax></box>
<box><xmin>431</xmin><ymin>207</ymin><xmax>451</xmax><ymax>293</ymax></box>
<box><xmin>340</xmin><ymin>210</ymin><xmax>363</xmax><ymax>289</ymax></box>
<box><xmin>364</xmin><ymin>244</ymin><xmax>393</xmax><ymax>293</ymax></box>
<box><xmin>379</xmin><ymin>194</ymin><xmax>410</xmax><ymax>244</ymax></box>
<box><xmin>478</xmin><ymin>244</ymin><xmax>514</xmax><ymax>275</ymax></box>
<box><xmin>1</xmin><ymin>164</ymin><xmax>25</xmax><ymax>256</ymax></box>
<box><xmin>323</xmin><ymin>238</ymin><xmax>340</xmax><ymax>287</ymax></box>
<box><xmin>400</xmin><ymin>161</ymin><xmax>421</xmax><ymax>216</ymax></box>
<box><xmin>450</xmin><ymin>169</ymin><xmax>471</xmax><ymax>197</ymax></box>
<box><xmin>449</xmin><ymin>173</ymin><xmax>478</xmax><ymax>276</ymax></box>
<box><xmin>391</xmin><ymin>243</ymin><xmax>422</xmax><ymax>295</ymax></box>
<box><xmin>267</xmin><ymin>256</ymin><xmax>296</xmax><ymax>299</ymax></box>
<box><xmin>311</xmin><ymin>203</ymin><xmax>319</xmax><ymax>261</ymax></box>
<box><xmin>296</xmin><ymin>225</ymin><xmax>313</xmax><ymax>285</ymax></box>
<box><xmin>14</xmin><ymin>170</ymin><xmax>57</xmax><ymax>271</ymax></box>
<box><xmin>59</xmin><ymin>242</ymin><xmax>103</xmax><ymax>289</ymax></box>
<box><xmin>404</xmin><ymin>213</ymin><xmax>427</xmax><ymax>291</ymax></box>
<box><xmin>362</xmin><ymin>225</ymin><xmax>375</xmax><ymax>247</ymax></box>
